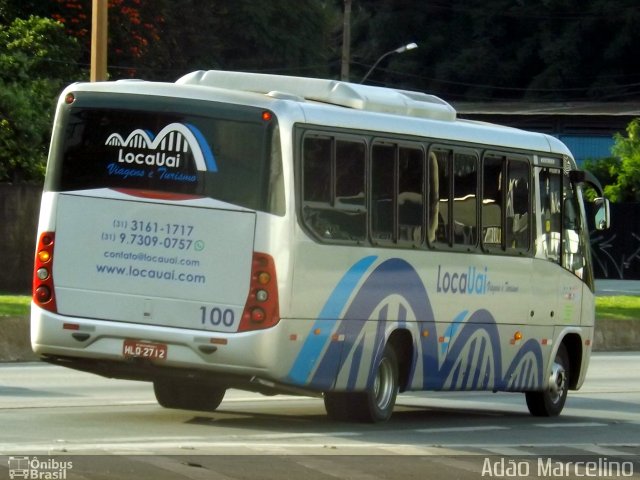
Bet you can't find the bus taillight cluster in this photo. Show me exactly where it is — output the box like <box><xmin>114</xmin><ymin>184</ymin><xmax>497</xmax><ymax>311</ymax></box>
<box><xmin>33</xmin><ymin>232</ymin><xmax>57</xmax><ymax>312</ymax></box>
<box><xmin>239</xmin><ymin>252</ymin><xmax>279</xmax><ymax>331</ymax></box>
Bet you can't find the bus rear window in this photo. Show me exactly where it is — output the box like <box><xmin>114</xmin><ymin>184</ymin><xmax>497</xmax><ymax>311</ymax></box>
<box><xmin>51</xmin><ymin>101</ymin><xmax>284</xmax><ymax>215</ymax></box>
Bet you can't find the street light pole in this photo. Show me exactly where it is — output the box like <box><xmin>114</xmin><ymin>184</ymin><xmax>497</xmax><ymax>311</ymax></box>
<box><xmin>90</xmin><ymin>0</ymin><xmax>108</xmax><ymax>82</ymax></box>
<box><xmin>340</xmin><ymin>0</ymin><xmax>352</xmax><ymax>81</ymax></box>
<box><xmin>360</xmin><ymin>42</ymin><xmax>418</xmax><ymax>84</ymax></box>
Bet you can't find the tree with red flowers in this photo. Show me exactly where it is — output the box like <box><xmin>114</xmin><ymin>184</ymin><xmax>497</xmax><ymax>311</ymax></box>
<box><xmin>50</xmin><ymin>0</ymin><xmax>162</xmax><ymax>77</ymax></box>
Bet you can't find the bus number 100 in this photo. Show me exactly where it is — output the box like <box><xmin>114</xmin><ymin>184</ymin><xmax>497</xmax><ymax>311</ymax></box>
<box><xmin>200</xmin><ymin>306</ymin><xmax>235</xmax><ymax>327</ymax></box>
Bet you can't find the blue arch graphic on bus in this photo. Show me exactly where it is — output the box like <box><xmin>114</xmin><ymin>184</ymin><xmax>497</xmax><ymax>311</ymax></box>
<box><xmin>287</xmin><ymin>257</ymin><xmax>544</xmax><ymax>392</ymax></box>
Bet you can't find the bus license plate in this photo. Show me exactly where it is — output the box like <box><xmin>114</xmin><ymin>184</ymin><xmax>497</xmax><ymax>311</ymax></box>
<box><xmin>123</xmin><ymin>339</ymin><xmax>167</xmax><ymax>360</ymax></box>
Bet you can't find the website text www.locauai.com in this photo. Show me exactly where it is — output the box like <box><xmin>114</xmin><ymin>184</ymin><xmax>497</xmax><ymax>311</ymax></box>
<box><xmin>95</xmin><ymin>249</ymin><xmax>206</xmax><ymax>285</ymax></box>
<box><xmin>95</xmin><ymin>263</ymin><xmax>206</xmax><ymax>285</ymax></box>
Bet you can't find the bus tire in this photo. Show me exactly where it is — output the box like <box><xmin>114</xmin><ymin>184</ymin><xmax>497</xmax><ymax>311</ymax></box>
<box><xmin>525</xmin><ymin>343</ymin><xmax>570</xmax><ymax>417</ymax></box>
<box><xmin>153</xmin><ymin>379</ymin><xmax>226</xmax><ymax>412</ymax></box>
<box><xmin>350</xmin><ymin>344</ymin><xmax>399</xmax><ymax>423</ymax></box>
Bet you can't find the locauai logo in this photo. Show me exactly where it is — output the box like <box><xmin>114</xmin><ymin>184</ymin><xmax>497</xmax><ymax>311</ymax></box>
<box><xmin>436</xmin><ymin>265</ymin><xmax>489</xmax><ymax>295</ymax></box>
<box><xmin>105</xmin><ymin>123</ymin><xmax>217</xmax><ymax>173</ymax></box>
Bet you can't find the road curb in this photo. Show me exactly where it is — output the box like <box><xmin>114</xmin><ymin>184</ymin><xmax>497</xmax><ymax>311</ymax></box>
<box><xmin>0</xmin><ymin>316</ymin><xmax>38</xmax><ymax>362</ymax></box>
<box><xmin>1</xmin><ymin>315</ymin><xmax>639</xmax><ymax>363</ymax></box>
<box><xmin>593</xmin><ymin>318</ymin><xmax>640</xmax><ymax>351</ymax></box>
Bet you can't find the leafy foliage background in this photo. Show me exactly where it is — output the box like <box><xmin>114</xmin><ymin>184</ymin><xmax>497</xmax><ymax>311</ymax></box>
<box><xmin>1</xmin><ymin>0</ymin><xmax>639</xmax><ymax>185</ymax></box>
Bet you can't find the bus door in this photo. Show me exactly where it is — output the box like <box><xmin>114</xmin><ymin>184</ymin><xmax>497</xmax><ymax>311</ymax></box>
<box><xmin>530</xmin><ymin>164</ymin><xmax>566</xmax><ymax>385</ymax></box>
<box><xmin>558</xmin><ymin>172</ymin><xmax>589</xmax><ymax>327</ymax></box>
<box><xmin>535</xmin><ymin>166</ymin><xmax>586</xmax><ymax>328</ymax></box>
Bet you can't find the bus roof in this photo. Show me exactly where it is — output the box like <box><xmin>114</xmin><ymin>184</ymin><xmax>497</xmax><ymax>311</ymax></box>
<box><xmin>63</xmin><ymin>70</ymin><xmax>575</xmax><ymax>161</ymax></box>
<box><xmin>177</xmin><ymin>70</ymin><xmax>457</xmax><ymax>122</ymax></box>
<box><xmin>175</xmin><ymin>70</ymin><xmax>573</xmax><ymax>160</ymax></box>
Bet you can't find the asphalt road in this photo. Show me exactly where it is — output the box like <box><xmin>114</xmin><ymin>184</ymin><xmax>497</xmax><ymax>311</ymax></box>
<box><xmin>0</xmin><ymin>353</ymin><xmax>639</xmax><ymax>479</ymax></box>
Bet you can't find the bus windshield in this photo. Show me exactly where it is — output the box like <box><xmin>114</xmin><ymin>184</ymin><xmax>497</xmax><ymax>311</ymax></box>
<box><xmin>48</xmin><ymin>94</ymin><xmax>284</xmax><ymax>215</ymax></box>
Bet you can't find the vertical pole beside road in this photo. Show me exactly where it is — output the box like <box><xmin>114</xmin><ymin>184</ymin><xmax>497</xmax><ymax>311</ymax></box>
<box><xmin>341</xmin><ymin>0</ymin><xmax>352</xmax><ymax>82</ymax></box>
<box><xmin>91</xmin><ymin>0</ymin><xmax>108</xmax><ymax>82</ymax></box>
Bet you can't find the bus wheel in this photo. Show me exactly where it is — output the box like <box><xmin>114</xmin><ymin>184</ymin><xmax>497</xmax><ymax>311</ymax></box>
<box><xmin>153</xmin><ymin>379</ymin><xmax>226</xmax><ymax>412</ymax></box>
<box><xmin>525</xmin><ymin>343</ymin><xmax>570</xmax><ymax>417</ymax></box>
<box><xmin>351</xmin><ymin>344</ymin><xmax>399</xmax><ymax>423</ymax></box>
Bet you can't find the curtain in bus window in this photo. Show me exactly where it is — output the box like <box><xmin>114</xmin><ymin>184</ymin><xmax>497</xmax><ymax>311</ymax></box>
<box><xmin>433</xmin><ymin>150</ymin><xmax>451</xmax><ymax>245</ymax></box>
<box><xmin>371</xmin><ymin>144</ymin><xmax>395</xmax><ymax>242</ymax></box>
<box><xmin>427</xmin><ymin>152</ymin><xmax>439</xmax><ymax>243</ymax></box>
<box><xmin>506</xmin><ymin>159</ymin><xmax>530</xmax><ymax>250</ymax></box>
<box><xmin>398</xmin><ymin>147</ymin><xmax>424</xmax><ymax>245</ymax></box>
<box><xmin>453</xmin><ymin>152</ymin><xmax>478</xmax><ymax>246</ymax></box>
<box><xmin>482</xmin><ymin>155</ymin><xmax>503</xmax><ymax>246</ymax></box>
<box><xmin>538</xmin><ymin>169</ymin><xmax>562</xmax><ymax>262</ymax></box>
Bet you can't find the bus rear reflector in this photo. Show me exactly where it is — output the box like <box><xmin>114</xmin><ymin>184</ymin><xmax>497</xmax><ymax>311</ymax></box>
<box><xmin>238</xmin><ymin>252</ymin><xmax>280</xmax><ymax>332</ymax></box>
<box><xmin>33</xmin><ymin>232</ymin><xmax>57</xmax><ymax>313</ymax></box>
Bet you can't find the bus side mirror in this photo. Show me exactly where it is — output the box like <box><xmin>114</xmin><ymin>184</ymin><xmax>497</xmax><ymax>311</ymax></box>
<box><xmin>594</xmin><ymin>197</ymin><xmax>610</xmax><ymax>230</ymax></box>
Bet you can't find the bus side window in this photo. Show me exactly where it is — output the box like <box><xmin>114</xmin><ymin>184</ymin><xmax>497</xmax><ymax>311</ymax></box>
<box><xmin>398</xmin><ymin>147</ymin><xmax>424</xmax><ymax>246</ymax></box>
<box><xmin>302</xmin><ymin>136</ymin><xmax>366</xmax><ymax>242</ymax></box>
<box><xmin>538</xmin><ymin>168</ymin><xmax>562</xmax><ymax>263</ymax></box>
<box><xmin>506</xmin><ymin>159</ymin><xmax>530</xmax><ymax>251</ymax></box>
<box><xmin>452</xmin><ymin>152</ymin><xmax>478</xmax><ymax>247</ymax></box>
<box><xmin>303</xmin><ymin>136</ymin><xmax>331</xmax><ymax>204</ymax></box>
<box><xmin>335</xmin><ymin>140</ymin><xmax>366</xmax><ymax>241</ymax></box>
<box><xmin>433</xmin><ymin>149</ymin><xmax>451</xmax><ymax>246</ymax></box>
<box><xmin>371</xmin><ymin>144</ymin><xmax>395</xmax><ymax>241</ymax></box>
<box><xmin>482</xmin><ymin>155</ymin><xmax>503</xmax><ymax>247</ymax></box>
<box><xmin>371</xmin><ymin>143</ymin><xmax>425</xmax><ymax>246</ymax></box>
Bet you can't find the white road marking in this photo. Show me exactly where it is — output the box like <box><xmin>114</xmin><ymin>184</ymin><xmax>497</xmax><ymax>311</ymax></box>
<box><xmin>415</xmin><ymin>426</ymin><xmax>510</xmax><ymax>433</ymax></box>
<box><xmin>533</xmin><ymin>422</ymin><xmax>608</xmax><ymax>428</ymax></box>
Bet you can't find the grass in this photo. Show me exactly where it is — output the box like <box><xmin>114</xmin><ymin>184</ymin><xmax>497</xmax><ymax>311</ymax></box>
<box><xmin>0</xmin><ymin>294</ymin><xmax>31</xmax><ymax>317</ymax></box>
<box><xmin>595</xmin><ymin>295</ymin><xmax>640</xmax><ymax>321</ymax></box>
<box><xmin>1</xmin><ymin>294</ymin><xmax>639</xmax><ymax>320</ymax></box>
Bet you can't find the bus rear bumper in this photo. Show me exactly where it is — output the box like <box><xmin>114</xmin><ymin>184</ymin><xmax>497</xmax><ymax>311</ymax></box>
<box><xmin>30</xmin><ymin>305</ymin><xmax>312</xmax><ymax>391</ymax></box>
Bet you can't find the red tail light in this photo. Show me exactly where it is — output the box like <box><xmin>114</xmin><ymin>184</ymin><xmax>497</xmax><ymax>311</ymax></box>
<box><xmin>33</xmin><ymin>232</ymin><xmax>57</xmax><ymax>313</ymax></box>
<box><xmin>238</xmin><ymin>252</ymin><xmax>280</xmax><ymax>332</ymax></box>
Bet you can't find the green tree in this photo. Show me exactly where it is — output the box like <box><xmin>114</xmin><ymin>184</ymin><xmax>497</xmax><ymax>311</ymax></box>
<box><xmin>604</xmin><ymin>118</ymin><xmax>640</xmax><ymax>202</ymax></box>
<box><xmin>347</xmin><ymin>0</ymin><xmax>640</xmax><ymax>101</ymax></box>
<box><xmin>0</xmin><ymin>16</ymin><xmax>81</xmax><ymax>183</ymax></box>
<box><xmin>143</xmin><ymin>0</ymin><xmax>338</xmax><ymax>81</ymax></box>
<box><xmin>44</xmin><ymin>0</ymin><xmax>338</xmax><ymax>81</ymax></box>
<box><xmin>51</xmin><ymin>0</ymin><xmax>163</xmax><ymax>78</ymax></box>
<box><xmin>583</xmin><ymin>156</ymin><xmax>620</xmax><ymax>201</ymax></box>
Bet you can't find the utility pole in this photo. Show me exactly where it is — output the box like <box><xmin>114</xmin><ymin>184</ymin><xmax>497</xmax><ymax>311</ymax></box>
<box><xmin>340</xmin><ymin>0</ymin><xmax>352</xmax><ymax>82</ymax></box>
<box><xmin>90</xmin><ymin>0</ymin><xmax>108</xmax><ymax>82</ymax></box>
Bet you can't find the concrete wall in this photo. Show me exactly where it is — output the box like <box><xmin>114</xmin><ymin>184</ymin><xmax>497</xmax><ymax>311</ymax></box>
<box><xmin>0</xmin><ymin>184</ymin><xmax>41</xmax><ymax>293</ymax></box>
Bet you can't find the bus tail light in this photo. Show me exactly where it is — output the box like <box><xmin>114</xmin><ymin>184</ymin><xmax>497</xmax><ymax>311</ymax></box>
<box><xmin>33</xmin><ymin>232</ymin><xmax>58</xmax><ymax>313</ymax></box>
<box><xmin>239</xmin><ymin>252</ymin><xmax>279</xmax><ymax>332</ymax></box>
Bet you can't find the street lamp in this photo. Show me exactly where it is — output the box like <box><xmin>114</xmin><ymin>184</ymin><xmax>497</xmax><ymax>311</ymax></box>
<box><xmin>360</xmin><ymin>42</ymin><xmax>418</xmax><ymax>84</ymax></box>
